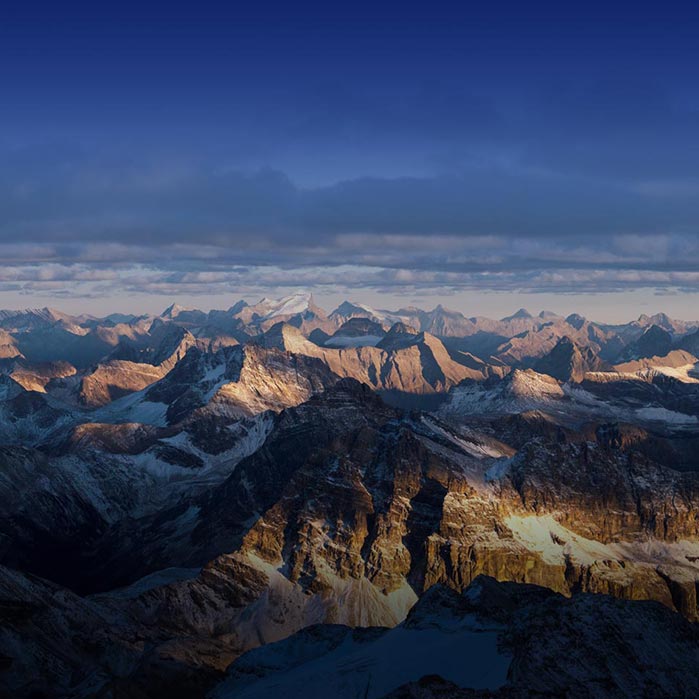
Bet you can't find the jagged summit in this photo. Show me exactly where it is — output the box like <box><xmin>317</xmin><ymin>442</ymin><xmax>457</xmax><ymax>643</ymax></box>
<box><xmin>330</xmin><ymin>300</ymin><xmax>380</xmax><ymax>318</ymax></box>
<box><xmin>638</xmin><ymin>311</ymin><xmax>673</xmax><ymax>326</ymax></box>
<box><xmin>0</xmin><ymin>306</ymin><xmax>74</xmax><ymax>328</ymax></box>
<box><xmin>565</xmin><ymin>312</ymin><xmax>586</xmax><ymax>329</ymax></box>
<box><xmin>534</xmin><ymin>335</ymin><xmax>608</xmax><ymax>382</ymax></box>
<box><xmin>251</xmin><ymin>321</ymin><xmax>316</xmax><ymax>353</ymax></box>
<box><xmin>502</xmin><ymin>308</ymin><xmax>533</xmax><ymax>321</ymax></box>
<box><xmin>385</xmin><ymin>321</ymin><xmax>418</xmax><ymax>336</ymax></box>
<box><xmin>329</xmin><ymin>300</ymin><xmax>402</xmax><ymax>329</ymax></box>
<box><xmin>227</xmin><ymin>299</ymin><xmax>248</xmax><ymax>315</ymax></box>
<box><xmin>620</xmin><ymin>324</ymin><xmax>673</xmax><ymax>361</ymax></box>
<box><xmin>160</xmin><ymin>303</ymin><xmax>192</xmax><ymax>319</ymax></box>
<box><xmin>333</xmin><ymin>317</ymin><xmax>384</xmax><ymax>337</ymax></box>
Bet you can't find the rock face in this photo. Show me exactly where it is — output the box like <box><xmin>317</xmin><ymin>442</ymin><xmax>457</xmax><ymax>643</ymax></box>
<box><xmin>0</xmin><ymin>331</ymin><xmax>22</xmax><ymax>360</ymax></box>
<box><xmin>126</xmin><ymin>381</ymin><xmax>699</xmax><ymax>640</ymax></box>
<box><xmin>4</xmin><ymin>359</ymin><xmax>76</xmax><ymax>393</ymax></box>
<box><xmin>0</xmin><ymin>381</ymin><xmax>73</xmax><ymax>445</ymax></box>
<box><xmin>254</xmin><ymin>322</ymin><xmax>489</xmax><ymax>397</ymax></box>
<box><xmin>324</xmin><ymin>317</ymin><xmax>386</xmax><ymax>347</ymax></box>
<box><xmin>619</xmin><ymin>324</ymin><xmax>673</xmax><ymax>361</ymax></box>
<box><xmin>534</xmin><ymin>335</ymin><xmax>609</xmax><ymax>382</ymax></box>
<box><xmin>0</xmin><ymin>345</ymin><xmax>342</xmax><ymax>591</ymax></box>
<box><xmin>613</xmin><ymin>347</ymin><xmax>699</xmax><ymax>373</ymax></box>
<box><xmin>376</xmin><ymin>322</ymin><xmax>421</xmax><ymax>350</ymax></box>
<box><xmin>66</xmin><ymin>324</ymin><xmax>198</xmax><ymax>407</ymax></box>
<box><xmin>4</xmin><ymin>376</ymin><xmax>699</xmax><ymax>605</ymax></box>
<box><xmin>93</xmin><ymin>342</ymin><xmax>341</xmax><ymax>426</ymax></box>
<box><xmin>439</xmin><ymin>369</ymin><xmax>566</xmax><ymax>420</ymax></box>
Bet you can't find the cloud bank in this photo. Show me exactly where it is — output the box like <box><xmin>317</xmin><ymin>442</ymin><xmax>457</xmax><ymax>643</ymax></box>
<box><xmin>1</xmin><ymin>144</ymin><xmax>699</xmax><ymax>304</ymax></box>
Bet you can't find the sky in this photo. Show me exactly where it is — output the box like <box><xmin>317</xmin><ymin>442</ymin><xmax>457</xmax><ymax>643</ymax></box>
<box><xmin>2</xmin><ymin>1</ymin><xmax>699</xmax><ymax>321</ymax></box>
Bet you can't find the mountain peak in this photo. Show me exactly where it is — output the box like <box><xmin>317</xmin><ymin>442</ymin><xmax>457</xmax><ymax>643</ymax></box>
<box><xmin>502</xmin><ymin>308</ymin><xmax>533</xmax><ymax>321</ymax></box>
<box><xmin>160</xmin><ymin>303</ymin><xmax>193</xmax><ymax>319</ymax></box>
<box><xmin>637</xmin><ymin>312</ymin><xmax>674</xmax><ymax>327</ymax></box>
<box><xmin>254</xmin><ymin>292</ymin><xmax>316</xmax><ymax>320</ymax></box>
<box><xmin>330</xmin><ymin>300</ymin><xmax>383</xmax><ymax>321</ymax></box>
<box><xmin>534</xmin><ymin>335</ymin><xmax>607</xmax><ymax>382</ymax></box>
<box><xmin>565</xmin><ymin>312</ymin><xmax>586</xmax><ymax>329</ymax></box>
<box><xmin>376</xmin><ymin>321</ymin><xmax>421</xmax><ymax>351</ymax></box>
<box><xmin>385</xmin><ymin>321</ymin><xmax>418</xmax><ymax>336</ymax></box>
<box><xmin>227</xmin><ymin>300</ymin><xmax>248</xmax><ymax>315</ymax></box>
<box><xmin>619</xmin><ymin>323</ymin><xmax>673</xmax><ymax>361</ymax></box>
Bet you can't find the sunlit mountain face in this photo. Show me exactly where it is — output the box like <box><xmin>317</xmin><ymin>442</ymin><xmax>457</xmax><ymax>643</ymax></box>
<box><xmin>3</xmin><ymin>2</ymin><xmax>699</xmax><ymax>697</ymax></box>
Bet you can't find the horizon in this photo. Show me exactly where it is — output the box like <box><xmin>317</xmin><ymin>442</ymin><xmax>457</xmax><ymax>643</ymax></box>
<box><xmin>2</xmin><ymin>2</ymin><xmax>699</xmax><ymax>320</ymax></box>
<box><xmin>5</xmin><ymin>289</ymin><xmax>699</xmax><ymax>327</ymax></box>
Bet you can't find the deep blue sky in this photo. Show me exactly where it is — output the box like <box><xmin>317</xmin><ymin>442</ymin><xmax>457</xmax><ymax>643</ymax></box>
<box><xmin>1</xmin><ymin>1</ymin><xmax>699</xmax><ymax>319</ymax></box>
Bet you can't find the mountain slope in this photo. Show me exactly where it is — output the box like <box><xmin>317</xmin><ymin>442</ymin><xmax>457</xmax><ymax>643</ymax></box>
<box><xmin>534</xmin><ymin>335</ymin><xmax>609</xmax><ymax>381</ymax></box>
<box><xmin>619</xmin><ymin>324</ymin><xmax>673</xmax><ymax>361</ymax></box>
<box><xmin>255</xmin><ymin>322</ymin><xmax>490</xmax><ymax>397</ymax></box>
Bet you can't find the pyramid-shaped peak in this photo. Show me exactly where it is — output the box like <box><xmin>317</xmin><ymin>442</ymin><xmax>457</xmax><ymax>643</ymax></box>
<box><xmin>565</xmin><ymin>313</ymin><xmax>586</xmax><ymax>330</ymax></box>
<box><xmin>502</xmin><ymin>308</ymin><xmax>533</xmax><ymax>321</ymax></box>
<box><xmin>385</xmin><ymin>321</ymin><xmax>418</xmax><ymax>336</ymax></box>
<box><xmin>160</xmin><ymin>303</ymin><xmax>193</xmax><ymax>319</ymax></box>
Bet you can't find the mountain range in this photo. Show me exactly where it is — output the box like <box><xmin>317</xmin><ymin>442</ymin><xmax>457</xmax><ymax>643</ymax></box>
<box><xmin>1</xmin><ymin>293</ymin><xmax>699</xmax><ymax>698</ymax></box>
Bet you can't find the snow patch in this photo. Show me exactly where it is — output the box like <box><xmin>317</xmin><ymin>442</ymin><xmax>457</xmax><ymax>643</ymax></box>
<box><xmin>505</xmin><ymin>514</ymin><xmax>699</xmax><ymax>572</ymax></box>
<box><xmin>635</xmin><ymin>406</ymin><xmax>698</xmax><ymax>425</ymax></box>
<box><xmin>258</xmin><ymin>293</ymin><xmax>313</xmax><ymax>319</ymax></box>
<box><xmin>421</xmin><ymin>416</ymin><xmax>506</xmax><ymax>459</ymax></box>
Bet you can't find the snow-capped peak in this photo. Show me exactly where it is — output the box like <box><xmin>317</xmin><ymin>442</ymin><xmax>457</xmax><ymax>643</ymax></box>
<box><xmin>255</xmin><ymin>292</ymin><xmax>314</xmax><ymax>319</ymax></box>
<box><xmin>330</xmin><ymin>300</ymin><xmax>400</xmax><ymax>326</ymax></box>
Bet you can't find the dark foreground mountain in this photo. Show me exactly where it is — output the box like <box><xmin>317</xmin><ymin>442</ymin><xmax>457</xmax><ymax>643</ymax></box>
<box><xmin>2</xmin><ymin>571</ymin><xmax>698</xmax><ymax>699</ymax></box>
<box><xmin>217</xmin><ymin>576</ymin><xmax>699</xmax><ymax>699</ymax></box>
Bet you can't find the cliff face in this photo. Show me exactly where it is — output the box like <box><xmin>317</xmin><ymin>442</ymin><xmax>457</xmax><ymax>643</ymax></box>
<box><xmin>256</xmin><ymin>322</ymin><xmax>489</xmax><ymax>395</ymax></box>
<box><xmin>113</xmin><ymin>381</ymin><xmax>699</xmax><ymax>667</ymax></box>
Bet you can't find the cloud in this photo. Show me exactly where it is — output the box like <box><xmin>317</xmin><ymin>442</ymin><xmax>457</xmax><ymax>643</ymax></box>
<box><xmin>1</xmin><ymin>145</ymin><xmax>699</xmax><ymax>302</ymax></box>
<box><xmin>4</xmin><ymin>144</ymin><xmax>699</xmax><ymax>243</ymax></box>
